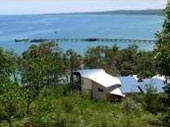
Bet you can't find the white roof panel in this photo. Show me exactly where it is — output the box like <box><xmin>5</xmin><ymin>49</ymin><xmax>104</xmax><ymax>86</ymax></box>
<box><xmin>152</xmin><ymin>74</ymin><xmax>166</xmax><ymax>81</ymax></box>
<box><xmin>110</xmin><ymin>87</ymin><xmax>125</xmax><ymax>97</ymax></box>
<box><xmin>119</xmin><ymin>76</ymin><xmax>140</xmax><ymax>93</ymax></box>
<box><xmin>77</xmin><ymin>69</ymin><xmax>121</xmax><ymax>88</ymax></box>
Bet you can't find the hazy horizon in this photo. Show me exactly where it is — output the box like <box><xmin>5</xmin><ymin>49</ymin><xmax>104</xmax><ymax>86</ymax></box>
<box><xmin>0</xmin><ymin>0</ymin><xmax>167</xmax><ymax>15</ymax></box>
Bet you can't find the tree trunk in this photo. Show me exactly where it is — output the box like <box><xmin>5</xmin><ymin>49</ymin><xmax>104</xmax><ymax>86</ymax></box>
<box><xmin>26</xmin><ymin>99</ymin><xmax>31</xmax><ymax>115</ymax></box>
<box><xmin>8</xmin><ymin>118</ymin><xmax>12</xmax><ymax>127</ymax></box>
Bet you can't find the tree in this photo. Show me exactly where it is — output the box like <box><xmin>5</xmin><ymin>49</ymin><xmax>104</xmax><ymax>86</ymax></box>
<box><xmin>154</xmin><ymin>3</ymin><xmax>170</xmax><ymax>126</ymax></box>
<box><xmin>0</xmin><ymin>48</ymin><xmax>25</xmax><ymax>126</ymax></box>
<box><xmin>65</xmin><ymin>49</ymin><xmax>82</xmax><ymax>72</ymax></box>
<box><xmin>121</xmin><ymin>97</ymin><xmax>142</xmax><ymax>127</ymax></box>
<box><xmin>136</xmin><ymin>51</ymin><xmax>155</xmax><ymax>74</ymax></box>
<box><xmin>83</xmin><ymin>45</ymin><xmax>155</xmax><ymax>76</ymax></box>
<box><xmin>120</xmin><ymin>45</ymin><xmax>138</xmax><ymax>75</ymax></box>
<box><xmin>0</xmin><ymin>82</ymin><xmax>26</xmax><ymax>127</ymax></box>
<box><xmin>84</xmin><ymin>46</ymin><xmax>107</xmax><ymax>69</ymax></box>
<box><xmin>103</xmin><ymin>45</ymin><xmax>120</xmax><ymax>75</ymax></box>
<box><xmin>142</xmin><ymin>84</ymin><xmax>163</xmax><ymax>114</ymax></box>
<box><xmin>0</xmin><ymin>48</ymin><xmax>17</xmax><ymax>84</ymax></box>
<box><xmin>18</xmin><ymin>42</ymin><xmax>65</xmax><ymax>114</ymax></box>
<box><xmin>137</xmin><ymin>70</ymin><xmax>154</xmax><ymax>79</ymax></box>
<box><xmin>62</xmin><ymin>49</ymin><xmax>82</xmax><ymax>84</ymax></box>
<box><xmin>84</xmin><ymin>45</ymin><xmax>120</xmax><ymax>75</ymax></box>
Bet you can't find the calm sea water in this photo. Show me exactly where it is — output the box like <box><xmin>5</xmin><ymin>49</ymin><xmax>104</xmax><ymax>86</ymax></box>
<box><xmin>0</xmin><ymin>14</ymin><xmax>164</xmax><ymax>54</ymax></box>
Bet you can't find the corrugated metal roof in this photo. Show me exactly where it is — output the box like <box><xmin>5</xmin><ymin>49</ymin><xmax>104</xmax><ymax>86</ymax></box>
<box><xmin>139</xmin><ymin>78</ymin><xmax>165</xmax><ymax>93</ymax></box>
<box><xmin>119</xmin><ymin>76</ymin><xmax>140</xmax><ymax>93</ymax></box>
<box><xmin>119</xmin><ymin>75</ymin><xmax>165</xmax><ymax>93</ymax></box>
<box><xmin>77</xmin><ymin>69</ymin><xmax>121</xmax><ymax>88</ymax></box>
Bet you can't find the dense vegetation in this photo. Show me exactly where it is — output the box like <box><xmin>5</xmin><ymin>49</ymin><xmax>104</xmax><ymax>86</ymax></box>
<box><xmin>154</xmin><ymin>3</ymin><xmax>170</xmax><ymax>126</ymax></box>
<box><xmin>84</xmin><ymin>45</ymin><xmax>155</xmax><ymax>77</ymax></box>
<box><xmin>0</xmin><ymin>42</ymin><xmax>165</xmax><ymax>127</ymax></box>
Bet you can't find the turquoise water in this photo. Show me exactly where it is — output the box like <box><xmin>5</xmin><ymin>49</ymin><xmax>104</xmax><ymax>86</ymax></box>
<box><xmin>0</xmin><ymin>14</ymin><xmax>164</xmax><ymax>54</ymax></box>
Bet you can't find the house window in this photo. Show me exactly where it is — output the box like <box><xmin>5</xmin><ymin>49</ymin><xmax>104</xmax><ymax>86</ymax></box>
<box><xmin>98</xmin><ymin>88</ymin><xmax>104</xmax><ymax>92</ymax></box>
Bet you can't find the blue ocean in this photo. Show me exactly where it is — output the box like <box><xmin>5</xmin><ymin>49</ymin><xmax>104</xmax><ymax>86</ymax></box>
<box><xmin>0</xmin><ymin>14</ymin><xmax>164</xmax><ymax>54</ymax></box>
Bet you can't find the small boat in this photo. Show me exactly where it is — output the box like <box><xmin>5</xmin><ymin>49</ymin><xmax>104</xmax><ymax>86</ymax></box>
<box><xmin>15</xmin><ymin>38</ymin><xmax>29</xmax><ymax>42</ymax></box>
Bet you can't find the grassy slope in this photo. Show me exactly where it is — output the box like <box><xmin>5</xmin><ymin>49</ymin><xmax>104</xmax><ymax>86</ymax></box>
<box><xmin>0</xmin><ymin>85</ymin><xmax>162</xmax><ymax>127</ymax></box>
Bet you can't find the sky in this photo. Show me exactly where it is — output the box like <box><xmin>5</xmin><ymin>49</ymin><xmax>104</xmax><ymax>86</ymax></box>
<box><xmin>0</xmin><ymin>0</ymin><xmax>167</xmax><ymax>15</ymax></box>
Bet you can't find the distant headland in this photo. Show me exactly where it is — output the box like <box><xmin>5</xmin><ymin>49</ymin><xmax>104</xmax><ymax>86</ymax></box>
<box><xmin>46</xmin><ymin>9</ymin><xmax>163</xmax><ymax>16</ymax></box>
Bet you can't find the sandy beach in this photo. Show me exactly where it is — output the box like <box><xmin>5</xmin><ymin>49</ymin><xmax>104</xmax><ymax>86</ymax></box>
<box><xmin>0</xmin><ymin>0</ymin><xmax>167</xmax><ymax>15</ymax></box>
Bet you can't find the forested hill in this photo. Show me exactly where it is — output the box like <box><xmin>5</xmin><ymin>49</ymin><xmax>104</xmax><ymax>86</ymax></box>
<box><xmin>51</xmin><ymin>9</ymin><xmax>163</xmax><ymax>16</ymax></box>
<box><xmin>87</xmin><ymin>9</ymin><xmax>163</xmax><ymax>15</ymax></box>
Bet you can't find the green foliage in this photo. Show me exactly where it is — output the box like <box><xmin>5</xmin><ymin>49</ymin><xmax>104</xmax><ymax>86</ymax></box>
<box><xmin>121</xmin><ymin>97</ymin><xmax>143</xmax><ymax>127</ymax></box>
<box><xmin>84</xmin><ymin>45</ymin><xmax>155</xmax><ymax>76</ymax></box>
<box><xmin>20</xmin><ymin>42</ymin><xmax>65</xmax><ymax>86</ymax></box>
<box><xmin>0</xmin><ymin>41</ymin><xmax>164</xmax><ymax>126</ymax></box>
<box><xmin>137</xmin><ymin>51</ymin><xmax>155</xmax><ymax>74</ymax></box>
<box><xmin>154</xmin><ymin>3</ymin><xmax>170</xmax><ymax>126</ymax></box>
<box><xmin>154</xmin><ymin>3</ymin><xmax>170</xmax><ymax>78</ymax></box>
<box><xmin>137</xmin><ymin>70</ymin><xmax>154</xmax><ymax>79</ymax></box>
<box><xmin>18</xmin><ymin>42</ymin><xmax>66</xmax><ymax>114</ymax></box>
<box><xmin>65</xmin><ymin>49</ymin><xmax>82</xmax><ymax>72</ymax></box>
<box><xmin>84</xmin><ymin>46</ymin><xmax>107</xmax><ymax>69</ymax></box>
<box><xmin>0</xmin><ymin>83</ymin><xmax>26</xmax><ymax>125</ymax></box>
<box><xmin>64</xmin><ymin>49</ymin><xmax>82</xmax><ymax>83</ymax></box>
<box><xmin>0</xmin><ymin>48</ymin><xmax>17</xmax><ymax>83</ymax></box>
<box><xmin>0</xmin><ymin>48</ymin><xmax>25</xmax><ymax>127</ymax></box>
<box><xmin>20</xmin><ymin>87</ymin><xmax>161</xmax><ymax>127</ymax></box>
<box><xmin>0</xmin><ymin>84</ymin><xmax>162</xmax><ymax>127</ymax></box>
<box><xmin>142</xmin><ymin>84</ymin><xmax>164</xmax><ymax>114</ymax></box>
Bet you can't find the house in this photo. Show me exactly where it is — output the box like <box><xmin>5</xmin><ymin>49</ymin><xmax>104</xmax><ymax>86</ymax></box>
<box><xmin>71</xmin><ymin>69</ymin><xmax>125</xmax><ymax>100</ymax></box>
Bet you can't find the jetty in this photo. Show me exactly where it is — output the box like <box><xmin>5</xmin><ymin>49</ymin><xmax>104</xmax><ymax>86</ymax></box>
<box><xmin>55</xmin><ymin>38</ymin><xmax>157</xmax><ymax>43</ymax></box>
<box><xmin>30</xmin><ymin>38</ymin><xmax>157</xmax><ymax>43</ymax></box>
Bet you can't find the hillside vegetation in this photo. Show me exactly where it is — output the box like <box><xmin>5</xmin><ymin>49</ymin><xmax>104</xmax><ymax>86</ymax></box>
<box><xmin>0</xmin><ymin>42</ymin><xmax>165</xmax><ymax>127</ymax></box>
<box><xmin>0</xmin><ymin>85</ymin><xmax>164</xmax><ymax>127</ymax></box>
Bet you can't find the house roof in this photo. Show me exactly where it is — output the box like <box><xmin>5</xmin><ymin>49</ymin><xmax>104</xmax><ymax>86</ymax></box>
<box><xmin>110</xmin><ymin>87</ymin><xmax>125</xmax><ymax>97</ymax></box>
<box><xmin>152</xmin><ymin>74</ymin><xmax>166</xmax><ymax>81</ymax></box>
<box><xmin>139</xmin><ymin>78</ymin><xmax>165</xmax><ymax>93</ymax></box>
<box><xmin>119</xmin><ymin>75</ymin><xmax>165</xmax><ymax>93</ymax></box>
<box><xmin>77</xmin><ymin>69</ymin><xmax>121</xmax><ymax>88</ymax></box>
<box><xmin>119</xmin><ymin>76</ymin><xmax>140</xmax><ymax>93</ymax></box>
